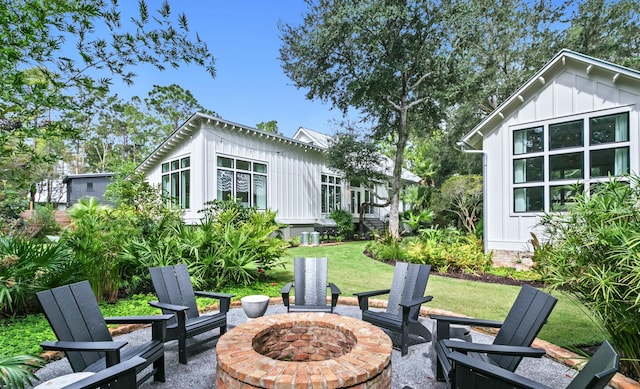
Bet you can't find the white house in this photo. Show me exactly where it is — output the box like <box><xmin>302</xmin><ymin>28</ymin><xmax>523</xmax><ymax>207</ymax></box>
<box><xmin>137</xmin><ymin>114</ymin><xmax>419</xmax><ymax>237</ymax></box>
<box><xmin>461</xmin><ymin>49</ymin><xmax>640</xmax><ymax>255</ymax></box>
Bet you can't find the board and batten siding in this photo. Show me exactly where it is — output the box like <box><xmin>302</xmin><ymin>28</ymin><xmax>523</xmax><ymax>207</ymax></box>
<box><xmin>203</xmin><ymin>123</ymin><xmax>329</xmax><ymax>225</ymax></box>
<box><xmin>145</xmin><ymin>129</ymin><xmax>206</xmax><ymax>223</ymax></box>
<box><xmin>484</xmin><ymin>64</ymin><xmax>640</xmax><ymax>252</ymax></box>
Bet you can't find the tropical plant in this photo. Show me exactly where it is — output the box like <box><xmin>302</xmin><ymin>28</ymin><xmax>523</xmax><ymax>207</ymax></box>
<box><xmin>0</xmin><ymin>237</ymin><xmax>73</xmax><ymax>317</ymax></box>
<box><xmin>0</xmin><ymin>353</ymin><xmax>43</xmax><ymax>389</ymax></box>
<box><xmin>534</xmin><ymin>177</ymin><xmax>640</xmax><ymax>378</ymax></box>
<box><xmin>62</xmin><ymin>198</ymin><xmax>139</xmax><ymax>302</ymax></box>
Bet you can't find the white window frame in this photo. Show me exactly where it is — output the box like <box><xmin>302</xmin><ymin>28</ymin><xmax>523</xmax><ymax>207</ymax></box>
<box><xmin>161</xmin><ymin>156</ymin><xmax>190</xmax><ymax>209</ymax></box>
<box><xmin>215</xmin><ymin>155</ymin><xmax>268</xmax><ymax>209</ymax></box>
<box><xmin>321</xmin><ymin>173</ymin><xmax>342</xmax><ymax>214</ymax></box>
<box><xmin>510</xmin><ymin>107</ymin><xmax>631</xmax><ymax>216</ymax></box>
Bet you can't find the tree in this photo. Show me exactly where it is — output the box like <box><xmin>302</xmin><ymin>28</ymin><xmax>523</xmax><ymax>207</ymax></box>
<box><xmin>435</xmin><ymin>175</ymin><xmax>483</xmax><ymax>234</ymax></box>
<box><xmin>144</xmin><ymin>84</ymin><xmax>218</xmax><ymax>141</ymax></box>
<box><xmin>562</xmin><ymin>0</ymin><xmax>640</xmax><ymax>69</ymax></box>
<box><xmin>280</xmin><ymin>0</ymin><xmax>456</xmax><ymax>237</ymax></box>
<box><xmin>256</xmin><ymin>120</ymin><xmax>280</xmax><ymax>134</ymax></box>
<box><xmin>0</xmin><ymin>0</ymin><xmax>216</xmax><ymax>218</ymax></box>
<box><xmin>326</xmin><ymin>127</ymin><xmax>388</xmax><ymax>234</ymax></box>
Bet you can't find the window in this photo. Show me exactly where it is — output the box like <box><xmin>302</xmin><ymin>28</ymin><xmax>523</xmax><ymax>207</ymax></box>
<box><xmin>162</xmin><ymin>156</ymin><xmax>190</xmax><ymax>209</ymax></box>
<box><xmin>511</xmin><ymin>111</ymin><xmax>630</xmax><ymax>214</ymax></box>
<box><xmin>321</xmin><ymin>174</ymin><xmax>342</xmax><ymax>214</ymax></box>
<box><xmin>216</xmin><ymin>156</ymin><xmax>267</xmax><ymax>209</ymax></box>
<box><xmin>86</xmin><ymin>182</ymin><xmax>94</xmax><ymax>192</ymax></box>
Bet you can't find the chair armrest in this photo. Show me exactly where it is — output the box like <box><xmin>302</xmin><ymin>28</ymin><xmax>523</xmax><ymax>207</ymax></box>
<box><xmin>400</xmin><ymin>295</ymin><xmax>433</xmax><ymax>308</ymax></box>
<box><xmin>148</xmin><ymin>301</ymin><xmax>189</xmax><ymax>312</ymax></box>
<box><xmin>441</xmin><ymin>339</ymin><xmax>547</xmax><ymax>357</ymax></box>
<box><xmin>353</xmin><ymin>289</ymin><xmax>391</xmax><ymax>298</ymax></box>
<box><xmin>429</xmin><ymin>314</ymin><xmax>503</xmax><ymax>328</ymax></box>
<box><xmin>280</xmin><ymin>282</ymin><xmax>293</xmax><ymax>294</ymax></box>
<box><xmin>104</xmin><ymin>314</ymin><xmax>173</xmax><ymax>324</ymax></box>
<box><xmin>354</xmin><ymin>289</ymin><xmax>391</xmax><ymax>311</ymax></box>
<box><xmin>194</xmin><ymin>291</ymin><xmax>234</xmax><ymax>300</ymax></box>
<box><xmin>63</xmin><ymin>356</ymin><xmax>146</xmax><ymax>389</ymax></box>
<box><xmin>281</xmin><ymin>282</ymin><xmax>293</xmax><ymax>308</ymax></box>
<box><xmin>448</xmin><ymin>351</ymin><xmax>551</xmax><ymax>389</ymax></box>
<box><xmin>41</xmin><ymin>340</ymin><xmax>128</xmax><ymax>367</ymax></box>
<box><xmin>195</xmin><ymin>291</ymin><xmax>234</xmax><ymax>313</ymax></box>
<box><xmin>328</xmin><ymin>283</ymin><xmax>341</xmax><ymax>295</ymax></box>
<box><xmin>40</xmin><ymin>340</ymin><xmax>127</xmax><ymax>353</ymax></box>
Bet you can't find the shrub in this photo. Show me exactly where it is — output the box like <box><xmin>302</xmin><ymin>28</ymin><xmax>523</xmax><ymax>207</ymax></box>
<box><xmin>535</xmin><ymin>177</ymin><xmax>640</xmax><ymax>378</ymax></box>
<box><xmin>0</xmin><ymin>237</ymin><xmax>74</xmax><ymax>316</ymax></box>
<box><xmin>406</xmin><ymin>229</ymin><xmax>491</xmax><ymax>273</ymax></box>
<box><xmin>62</xmin><ymin>198</ymin><xmax>141</xmax><ymax>302</ymax></box>
<box><xmin>330</xmin><ymin>209</ymin><xmax>355</xmax><ymax>239</ymax></box>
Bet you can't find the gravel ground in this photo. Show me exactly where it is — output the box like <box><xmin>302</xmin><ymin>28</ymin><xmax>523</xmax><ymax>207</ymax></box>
<box><xmin>31</xmin><ymin>304</ymin><xmax>576</xmax><ymax>388</ymax></box>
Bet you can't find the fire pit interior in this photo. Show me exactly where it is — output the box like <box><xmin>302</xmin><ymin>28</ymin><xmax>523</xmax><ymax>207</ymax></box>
<box><xmin>216</xmin><ymin>312</ymin><xmax>392</xmax><ymax>389</ymax></box>
<box><xmin>252</xmin><ymin>320</ymin><xmax>356</xmax><ymax>361</ymax></box>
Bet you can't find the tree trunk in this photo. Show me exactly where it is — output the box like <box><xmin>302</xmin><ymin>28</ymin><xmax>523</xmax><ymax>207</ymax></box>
<box><xmin>388</xmin><ymin>83</ymin><xmax>411</xmax><ymax>238</ymax></box>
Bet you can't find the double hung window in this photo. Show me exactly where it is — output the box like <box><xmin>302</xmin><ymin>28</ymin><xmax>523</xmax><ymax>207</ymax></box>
<box><xmin>512</xmin><ymin>111</ymin><xmax>629</xmax><ymax>213</ymax></box>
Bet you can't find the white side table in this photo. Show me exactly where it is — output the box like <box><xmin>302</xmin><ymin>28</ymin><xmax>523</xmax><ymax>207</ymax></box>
<box><xmin>34</xmin><ymin>372</ymin><xmax>95</xmax><ymax>389</ymax></box>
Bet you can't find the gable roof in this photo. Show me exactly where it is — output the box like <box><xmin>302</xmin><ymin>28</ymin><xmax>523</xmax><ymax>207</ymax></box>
<box><xmin>137</xmin><ymin>113</ymin><xmax>324</xmax><ymax>172</ymax></box>
<box><xmin>136</xmin><ymin>112</ymin><xmax>420</xmax><ymax>183</ymax></box>
<box><xmin>293</xmin><ymin>127</ymin><xmax>332</xmax><ymax>149</ymax></box>
<box><xmin>461</xmin><ymin>49</ymin><xmax>640</xmax><ymax>149</ymax></box>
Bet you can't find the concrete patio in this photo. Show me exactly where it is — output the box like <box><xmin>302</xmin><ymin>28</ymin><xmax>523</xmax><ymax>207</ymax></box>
<box><xmin>31</xmin><ymin>302</ymin><xmax>586</xmax><ymax>389</ymax></box>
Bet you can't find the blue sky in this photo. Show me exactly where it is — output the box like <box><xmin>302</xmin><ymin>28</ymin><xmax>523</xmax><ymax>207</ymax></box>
<box><xmin>112</xmin><ymin>1</ymin><xmax>347</xmax><ymax>138</ymax></box>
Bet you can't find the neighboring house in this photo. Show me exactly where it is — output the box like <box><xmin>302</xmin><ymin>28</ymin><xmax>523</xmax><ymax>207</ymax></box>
<box><xmin>136</xmin><ymin>114</ymin><xmax>419</xmax><ymax>237</ymax></box>
<box><xmin>461</xmin><ymin>49</ymin><xmax>640</xmax><ymax>256</ymax></box>
<box><xmin>63</xmin><ymin>173</ymin><xmax>114</xmax><ymax>207</ymax></box>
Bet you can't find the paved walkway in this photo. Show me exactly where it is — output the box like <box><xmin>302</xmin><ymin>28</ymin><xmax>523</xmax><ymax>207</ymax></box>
<box><xmin>31</xmin><ymin>304</ymin><xmax>579</xmax><ymax>389</ymax></box>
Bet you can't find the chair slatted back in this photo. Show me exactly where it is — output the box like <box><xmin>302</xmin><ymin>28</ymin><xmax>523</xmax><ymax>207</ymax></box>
<box><xmin>386</xmin><ymin>262</ymin><xmax>431</xmax><ymax>320</ymax></box>
<box><xmin>294</xmin><ymin>257</ymin><xmax>328</xmax><ymax>306</ymax></box>
<box><xmin>490</xmin><ymin>285</ymin><xmax>558</xmax><ymax>371</ymax></box>
<box><xmin>36</xmin><ymin>281</ymin><xmax>112</xmax><ymax>372</ymax></box>
<box><xmin>567</xmin><ymin>341</ymin><xmax>619</xmax><ymax>389</ymax></box>
<box><xmin>150</xmin><ymin>264</ymin><xmax>200</xmax><ymax>326</ymax></box>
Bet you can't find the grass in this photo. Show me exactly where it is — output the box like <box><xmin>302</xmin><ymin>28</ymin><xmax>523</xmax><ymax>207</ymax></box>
<box><xmin>0</xmin><ymin>241</ymin><xmax>605</xmax><ymax>357</ymax></box>
<box><xmin>285</xmin><ymin>241</ymin><xmax>605</xmax><ymax>349</ymax></box>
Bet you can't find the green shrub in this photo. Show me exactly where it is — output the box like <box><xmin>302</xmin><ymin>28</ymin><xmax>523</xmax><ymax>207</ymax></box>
<box><xmin>122</xmin><ymin>200</ymin><xmax>288</xmax><ymax>290</ymax></box>
<box><xmin>535</xmin><ymin>177</ymin><xmax>640</xmax><ymax>378</ymax></box>
<box><xmin>0</xmin><ymin>237</ymin><xmax>74</xmax><ymax>316</ymax></box>
<box><xmin>405</xmin><ymin>231</ymin><xmax>491</xmax><ymax>273</ymax></box>
<box><xmin>330</xmin><ymin>209</ymin><xmax>355</xmax><ymax>239</ymax></box>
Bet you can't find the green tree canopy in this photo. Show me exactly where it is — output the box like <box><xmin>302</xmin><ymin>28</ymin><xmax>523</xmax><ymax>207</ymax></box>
<box><xmin>280</xmin><ymin>0</ymin><xmax>456</xmax><ymax>237</ymax></box>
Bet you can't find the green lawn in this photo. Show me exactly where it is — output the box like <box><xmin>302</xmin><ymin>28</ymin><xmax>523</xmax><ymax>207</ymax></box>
<box><xmin>285</xmin><ymin>241</ymin><xmax>605</xmax><ymax>349</ymax></box>
<box><xmin>0</xmin><ymin>241</ymin><xmax>605</xmax><ymax>357</ymax></box>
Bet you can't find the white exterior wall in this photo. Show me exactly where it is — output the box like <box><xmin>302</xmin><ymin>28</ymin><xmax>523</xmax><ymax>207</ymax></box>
<box><xmin>145</xmin><ymin>129</ymin><xmax>206</xmax><ymax>223</ymax></box>
<box><xmin>202</xmin><ymin>123</ymin><xmax>330</xmax><ymax>224</ymax></box>
<box><xmin>484</xmin><ymin>65</ymin><xmax>640</xmax><ymax>252</ymax></box>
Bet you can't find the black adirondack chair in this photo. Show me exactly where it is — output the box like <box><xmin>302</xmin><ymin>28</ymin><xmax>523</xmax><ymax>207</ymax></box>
<box><xmin>149</xmin><ymin>264</ymin><xmax>234</xmax><ymax>364</ymax></box>
<box><xmin>281</xmin><ymin>257</ymin><xmax>341</xmax><ymax>313</ymax></box>
<box><xmin>354</xmin><ymin>262</ymin><xmax>433</xmax><ymax>356</ymax></box>
<box><xmin>36</xmin><ymin>281</ymin><xmax>171</xmax><ymax>385</ymax></box>
<box><xmin>447</xmin><ymin>340</ymin><xmax>619</xmax><ymax>389</ymax></box>
<box><xmin>59</xmin><ymin>356</ymin><xmax>146</xmax><ymax>389</ymax></box>
<box><xmin>430</xmin><ymin>284</ymin><xmax>558</xmax><ymax>385</ymax></box>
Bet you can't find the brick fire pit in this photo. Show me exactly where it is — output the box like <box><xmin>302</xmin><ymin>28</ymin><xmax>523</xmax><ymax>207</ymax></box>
<box><xmin>216</xmin><ymin>312</ymin><xmax>392</xmax><ymax>388</ymax></box>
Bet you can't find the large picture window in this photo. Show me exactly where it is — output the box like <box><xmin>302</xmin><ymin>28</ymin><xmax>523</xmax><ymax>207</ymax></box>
<box><xmin>321</xmin><ymin>174</ymin><xmax>342</xmax><ymax>214</ymax></box>
<box><xmin>511</xmin><ymin>111</ymin><xmax>629</xmax><ymax>214</ymax></box>
<box><xmin>162</xmin><ymin>156</ymin><xmax>190</xmax><ymax>209</ymax></box>
<box><xmin>216</xmin><ymin>156</ymin><xmax>267</xmax><ymax>209</ymax></box>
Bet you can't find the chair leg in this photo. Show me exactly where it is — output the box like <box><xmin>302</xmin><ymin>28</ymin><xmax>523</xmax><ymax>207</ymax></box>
<box><xmin>154</xmin><ymin>355</ymin><xmax>166</xmax><ymax>382</ymax></box>
<box><xmin>178</xmin><ymin>332</ymin><xmax>187</xmax><ymax>364</ymax></box>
